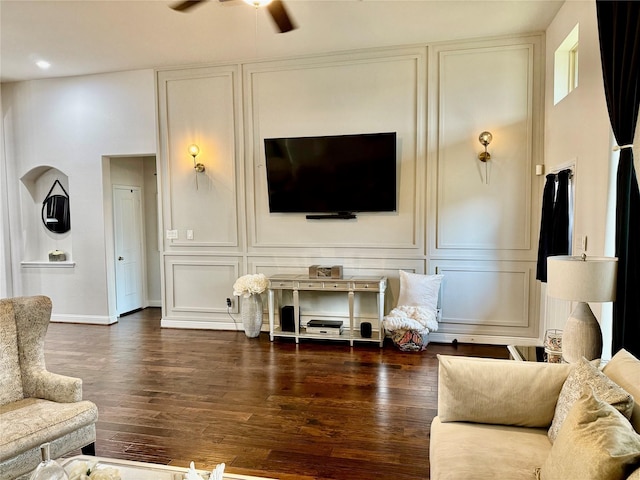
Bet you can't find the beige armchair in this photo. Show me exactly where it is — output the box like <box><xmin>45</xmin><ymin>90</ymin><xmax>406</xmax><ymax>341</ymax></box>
<box><xmin>0</xmin><ymin>295</ymin><xmax>98</xmax><ymax>479</ymax></box>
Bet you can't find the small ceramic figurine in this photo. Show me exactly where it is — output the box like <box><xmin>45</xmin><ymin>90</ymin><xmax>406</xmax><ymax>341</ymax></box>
<box><xmin>209</xmin><ymin>463</ymin><xmax>225</xmax><ymax>480</ymax></box>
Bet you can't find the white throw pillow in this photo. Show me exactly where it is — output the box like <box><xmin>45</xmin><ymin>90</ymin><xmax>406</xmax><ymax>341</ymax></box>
<box><xmin>396</xmin><ymin>270</ymin><xmax>443</xmax><ymax>312</ymax></box>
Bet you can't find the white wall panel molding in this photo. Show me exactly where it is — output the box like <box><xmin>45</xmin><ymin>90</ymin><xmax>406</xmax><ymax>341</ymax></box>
<box><xmin>243</xmin><ymin>47</ymin><xmax>426</xmax><ymax>252</ymax></box>
<box><xmin>164</xmin><ymin>257</ymin><xmax>240</xmax><ymax>314</ymax></box>
<box><xmin>161</xmin><ymin>318</ymin><xmax>244</xmax><ymax>331</ymax></box>
<box><xmin>427</xmin><ymin>35</ymin><xmax>543</xmax><ymax>257</ymax></box>
<box><xmin>434</xmin><ymin>261</ymin><xmax>539</xmax><ymax>338</ymax></box>
<box><xmin>157</xmin><ymin>65</ymin><xmax>243</xmax><ymax>251</ymax></box>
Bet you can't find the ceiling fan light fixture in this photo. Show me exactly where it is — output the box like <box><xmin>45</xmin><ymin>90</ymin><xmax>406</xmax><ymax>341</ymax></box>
<box><xmin>243</xmin><ymin>0</ymin><xmax>272</xmax><ymax>6</ymax></box>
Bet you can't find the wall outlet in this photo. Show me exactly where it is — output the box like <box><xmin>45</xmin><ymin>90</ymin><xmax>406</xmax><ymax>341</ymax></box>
<box><xmin>226</xmin><ymin>297</ymin><xmax>232</xmax><ymax>308</ymax></box>
<box><xmin>186</xmin><ymin>229</ymin><xmax>194</xmax><ymax>240</ymax></box>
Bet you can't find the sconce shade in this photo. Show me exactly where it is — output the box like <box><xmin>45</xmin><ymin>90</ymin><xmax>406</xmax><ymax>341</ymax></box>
<box><xmin>188</xmin><ymin>144</ymin><xmax>200</xmax><ymax>157</ymax></box>
<box><xmin>547</xmin><ymin>255</ymin><xmax>617</xmax><ymax>302</ymax></box>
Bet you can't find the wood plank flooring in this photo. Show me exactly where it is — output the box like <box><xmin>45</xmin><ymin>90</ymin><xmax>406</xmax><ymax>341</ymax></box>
<box><xmin>44</xmin><ymin>308</ymin><xmax>509</xmax><ymax>480</ymax></box>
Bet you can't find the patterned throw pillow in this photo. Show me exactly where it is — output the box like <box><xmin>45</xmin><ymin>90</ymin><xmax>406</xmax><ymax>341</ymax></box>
<box><xmin>548</xmin><ymin>357</ymin><xmax>634</xmax><ymax>443</ymax></box>
<box><xmin>537</xmin><ymin>389</ymin><xmax>640</xmax><ymax>480</ymax></box>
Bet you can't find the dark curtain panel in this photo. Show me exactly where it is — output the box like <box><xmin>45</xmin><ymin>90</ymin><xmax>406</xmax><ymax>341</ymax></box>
<box><xmin>536</xmin><ymin>174</ymin><xmax>558</xmax><ymax>282</ymax></box>
<box><xmin>551</xmin><ymin>169</ymin><xmax>571</xmax><ymax>257</ymax></box>
<box><xmin>536</xmin><ymin>170</ymin><xmax>571</xmax><ymax>282</ymax></box>
<box><xmin>596</xmin><ymin>1</ymin><xmax>640</xmax><ymax>357</ymax></box>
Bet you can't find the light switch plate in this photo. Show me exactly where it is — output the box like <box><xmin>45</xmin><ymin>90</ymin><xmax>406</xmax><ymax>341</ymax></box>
<box><xmin>166</xmin><ymin>229</ymin><xmax>178</xmax><ymax>239</ymax></box>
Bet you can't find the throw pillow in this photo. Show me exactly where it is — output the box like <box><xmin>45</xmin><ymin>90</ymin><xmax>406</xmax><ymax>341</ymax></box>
<box><xmin>396</xmin><ymin>270</ymin><xmax>443</xmax><ymax>311</ymax></box>
<box><xmin>603</xmin><ymin>348</ymin><xmax>640</xmax><ymax>433</ymax></box>
<box><xmin>548</xmin><ymin>357</ymin><xmax>634</xmax><ymax>443</ymax></box>
<box><xmin>536</xmin><ymin>389</ymin><xmax>640</xmax><ymax>480</ymax></box>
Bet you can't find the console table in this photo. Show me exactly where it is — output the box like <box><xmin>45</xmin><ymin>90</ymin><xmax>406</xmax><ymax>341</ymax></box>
<box><xmin>267</xmin><ymin>274</ymin><xmax>387</xmax><ymax>346</ymax></box>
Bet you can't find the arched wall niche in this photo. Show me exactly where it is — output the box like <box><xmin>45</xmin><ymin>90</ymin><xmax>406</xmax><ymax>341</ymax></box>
<box><xmin>20</xmin><ymin>166</ymin><xmax>74</xmax><ymax>265</ymax></box>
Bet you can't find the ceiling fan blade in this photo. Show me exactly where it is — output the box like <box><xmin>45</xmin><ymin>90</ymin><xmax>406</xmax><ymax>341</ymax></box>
<box><xmin>266</xmin><ymin>0</ymin><xmax>297</xmax><ymax>33</ymax></box>
<box><xmin>171</xmin><ymin>0</ymin><xmax>206</xmax><ymax>12</ymax></box>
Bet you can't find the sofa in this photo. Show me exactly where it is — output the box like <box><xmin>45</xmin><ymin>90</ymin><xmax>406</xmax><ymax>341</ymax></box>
<box><xmin>0</xmin><ymin>296</ymin><xmax>98</xmax><ymax>480</ymax></box>
<box><xmin>430</xmin><ymin>349</ymin><xmax>640</xmax><ymax>480</ymax></box>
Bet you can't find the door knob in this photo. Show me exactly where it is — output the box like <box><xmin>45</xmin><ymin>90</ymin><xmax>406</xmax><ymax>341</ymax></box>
<box><xmin>118</xmin><ymin>256</ymin><xmax>124</xmax><ymax>261</ymax></box>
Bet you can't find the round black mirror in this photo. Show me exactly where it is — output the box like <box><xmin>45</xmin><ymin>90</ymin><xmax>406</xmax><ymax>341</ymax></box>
<box><xmin>42</xmin><ymin>180</ymin><xmax>70</xmax><ymax>234</ymax></box>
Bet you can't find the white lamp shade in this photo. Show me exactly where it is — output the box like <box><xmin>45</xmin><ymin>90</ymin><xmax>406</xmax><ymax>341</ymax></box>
<box><xmin>547</xmin><ymin>255</ymin><xmax>617</xmax><ymax>302</ymax></box>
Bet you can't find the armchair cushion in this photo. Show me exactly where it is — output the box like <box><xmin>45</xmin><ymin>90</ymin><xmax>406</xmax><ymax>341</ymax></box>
<box><xmin>0</xmin><ymin>398</ymin><xmax>98</xmax><ymax>462</ymax></box>
<box><xmin>437</xmin><ymin>354</ymin><xmax>571</xmax><ymax>427</ymax></box>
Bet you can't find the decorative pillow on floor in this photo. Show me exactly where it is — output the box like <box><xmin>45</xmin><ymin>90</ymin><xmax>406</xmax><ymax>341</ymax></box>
<box><xmin>536</xmin><ymin>389</ymin><xmax>640</xmax><ymax>480</ymax></box>
<box><xmin>548</xmin><ymin>357</ymin><xmax>634</xmax><ymax>443</ymax></box>
<box><xmin>396</xmin><ymin>270</ymin><xmax>443</xmax><ymax>312</ymax></box>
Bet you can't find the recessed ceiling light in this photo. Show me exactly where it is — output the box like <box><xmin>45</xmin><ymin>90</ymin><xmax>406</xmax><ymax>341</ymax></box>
<box><xmin>36</xmin><ymin>60</ymin><xmax>51</xmax><ymax>70</ymax></box>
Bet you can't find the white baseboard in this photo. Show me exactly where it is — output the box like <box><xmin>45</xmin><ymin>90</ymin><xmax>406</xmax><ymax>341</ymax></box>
<box><xmin>161</xmin><ymin>318</ymin><xmax>249</xmax><ymax>331</ymax></box>
<box><xmin>428</xmin><ymin>332</ymin><xmax>541</xmax><ymax>346</ymax></box>
<box><xmin>147</xmin><ymin>300</ymin><xmax>161</xmax><ymax>307</ymax></box>
<box><xmin>51</xmin><ymin>314</ymin><xmax>118</xmax><ymax>325</ymax></box>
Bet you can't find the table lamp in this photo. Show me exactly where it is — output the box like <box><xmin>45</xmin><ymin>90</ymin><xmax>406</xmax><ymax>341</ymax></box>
<box><xmin>546</xmin><ymin>254</ymin><xmax>617</xmax><ymax>363</ymax></box>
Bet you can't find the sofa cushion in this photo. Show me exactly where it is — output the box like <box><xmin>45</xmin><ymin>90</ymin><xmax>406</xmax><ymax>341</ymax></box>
<box><xmin>537</xmin><ymin>389</ymin><xmax>640</xmax><ymax>480</ymax></box>
<box><xmin>549</xmin><ymin>357</ymin><xmax>634</xmax><ymax>443</ymax></box>
<box><xmin>0</xmin><ymin>300</ymin><xmax>24</xmax><ymax>406</ymax></box>
<box><xmin>430</xmin><ymin>416</ymin><xmax>549</xmax><ymax>480</ymax></box>
<box><xmin>0</xmin><ymin>397</ymin><xmax>98</xmax><ymax>461</ymax></box>
<box><xmin>604</xmin><ymin>349</ymin><xmax>640</xmax><ymax>433</ymax></box>
<box><xmin>437</xmin><ymin>355</ymin><xmax>571</xmax><ymax>427</ymax></box>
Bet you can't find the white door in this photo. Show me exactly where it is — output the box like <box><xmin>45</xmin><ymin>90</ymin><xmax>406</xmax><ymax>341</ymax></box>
<box><xmin>114</xmin><ymin>186</ymin><xmax>144</xmax><ymax>315</ymax></box>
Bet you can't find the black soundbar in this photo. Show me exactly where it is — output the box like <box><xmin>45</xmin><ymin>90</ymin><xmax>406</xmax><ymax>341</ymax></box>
<box><xmin>305</xmin><ymin>212</ymin><xmax>357</xmax><ymax>220</ymax></box>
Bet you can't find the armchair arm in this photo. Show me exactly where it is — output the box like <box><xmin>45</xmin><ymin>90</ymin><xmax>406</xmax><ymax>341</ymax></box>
<box><xmin>23</xmin><ymin>369</ymin><xmax>83</xmax><ymax>403</ymax></box>
<box><xmin>437</xmin><ymin>354</ymin><xmax>571</xmax><ymax>428</ymax></box>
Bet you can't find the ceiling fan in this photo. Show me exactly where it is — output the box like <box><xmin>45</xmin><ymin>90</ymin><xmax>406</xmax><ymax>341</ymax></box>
<box><xmin>170</xmin><ymin>0</ymin><xmax>297</xmax><ymax>33</ymax></box>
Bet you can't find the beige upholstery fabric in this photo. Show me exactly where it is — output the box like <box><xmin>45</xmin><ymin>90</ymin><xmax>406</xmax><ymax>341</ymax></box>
<box><xmin>430</xmin><ymin>417</ymin><xmax>548</xmax><ymax>480</ymax></box>
<box><xmin>629</xmin><ymin>467</ymin><xmax>640</xmax><ymax>480</ymax></box>
<box><xmin>604</xmin><ymin>349</ymin><xmax>640</xmax><ymax>433</ymax></box>
<box><xmin>437</xmin><ymin>355</ymin><xmax>571</xmax><ymax>427</ymax></box>
<box><xmin>0</xmin><ymin>296</ymin><xmax>98</xmax><ymax>480</ymax></box>
<box><xmin>549</xmin><ymin>357</ymin><xmax>634</xmax><ymax>443</ymax></box>
<box><xmin>537</xmin><ymin>390</ymin><xmax>640</xmax><ymax>480</ymax></box>
<box><xmin>0</xmin><ymin>397</ymin><xmax>98</xmax><ymax>461</ymax></box>
<box><xmin>0</xmin><ymin>299</ymin><xmax>25</xmax><ymax>405</ymax></box>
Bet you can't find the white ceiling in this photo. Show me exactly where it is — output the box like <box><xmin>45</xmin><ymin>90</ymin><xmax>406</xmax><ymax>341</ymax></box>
<box><xmin>0</xmin><ymin>0</ymin><xmax>565</xmax><ymax>83</ymax></box>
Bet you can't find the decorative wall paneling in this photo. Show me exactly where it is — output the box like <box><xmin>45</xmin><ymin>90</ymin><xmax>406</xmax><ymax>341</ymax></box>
<box><xmin>428</xmin><ymin>261</ymin><xmax>538</xmax><ymax>343</ymax></box>
<box><xmin>162</xmin><ymin>256</ymin><xmax>241</xmax><ymax>329</ymax></box>
<box><xmin>243</xmin><ymin>48</ymin><xmax>426</xmax><ymax>256</ymax></box>
<box><xmin>427</xmin><ymin>35</ymin><xmax>544</xmax><ymax>343</ymax></box>
<box><xmin>157</xmin><ymin>36</ymin><xmax>544</xmax><ymax>344</ymax></box>
<box><xmin>157</xmin><ymin>65</ymin><xmax>243</xmax><ymax>252</ymax></box>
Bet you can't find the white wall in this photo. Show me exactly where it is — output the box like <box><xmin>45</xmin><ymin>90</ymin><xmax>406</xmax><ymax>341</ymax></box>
<box><xmin>3</xmin><ymin>36</ymin><xmax>548</xmax><ymax>345</ymax></box>
<box><xmin>543</xmin><ymin>1</ymin><xmax>615</xmax><ymax>358</ymax></box>
<box><xmin>2</xmin><ymin>70</ymin><xmax>156</xmax><ymax>322</ymax></box>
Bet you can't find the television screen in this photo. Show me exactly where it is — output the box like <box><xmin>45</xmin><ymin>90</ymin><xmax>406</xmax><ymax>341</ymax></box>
<box><xmin>264</xmin><ymin>132</ymin><xmax>397</xmax><ymax>215</ymax></box>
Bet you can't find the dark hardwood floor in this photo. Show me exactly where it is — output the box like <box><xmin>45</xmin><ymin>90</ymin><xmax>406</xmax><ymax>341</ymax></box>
<box><xmin>44</xmin><ymin>308</ymin><xmax>509</xmax><ymax>480</ymax></box>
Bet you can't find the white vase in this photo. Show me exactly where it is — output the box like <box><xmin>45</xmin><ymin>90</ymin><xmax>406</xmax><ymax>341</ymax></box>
<box><xmin>241</xmin><ymin>294</ymin><xmax>263</xmax><ymax>338</ymax></box>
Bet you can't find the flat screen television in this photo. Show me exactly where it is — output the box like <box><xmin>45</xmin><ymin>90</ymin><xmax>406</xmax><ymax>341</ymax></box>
<box><xmin>264</xmin><ymin>132</ymin><xmax>397</xmax><ymax>218</ymax></box>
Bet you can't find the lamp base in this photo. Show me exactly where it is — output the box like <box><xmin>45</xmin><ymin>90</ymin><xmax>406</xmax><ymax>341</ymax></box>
<box><xmin>562</xmin><ymin>301</ymin><xmax>603</xmax><ymax>363</ymax></box>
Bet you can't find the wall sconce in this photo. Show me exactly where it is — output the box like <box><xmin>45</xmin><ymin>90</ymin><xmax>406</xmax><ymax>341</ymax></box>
<box><xmin>188</xmin><ymin>144</ymin><xmax>205</xmax><ymax>173</ymax></box>
<box><xmin>477</xmin><ymin>131</ymin><xmax>493</xmax><ymax>184</ymax></box>
<box><xmin>478</xmin><ymin>131</ymin><xmax>492</xmax><ymax>162</ymax></box>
